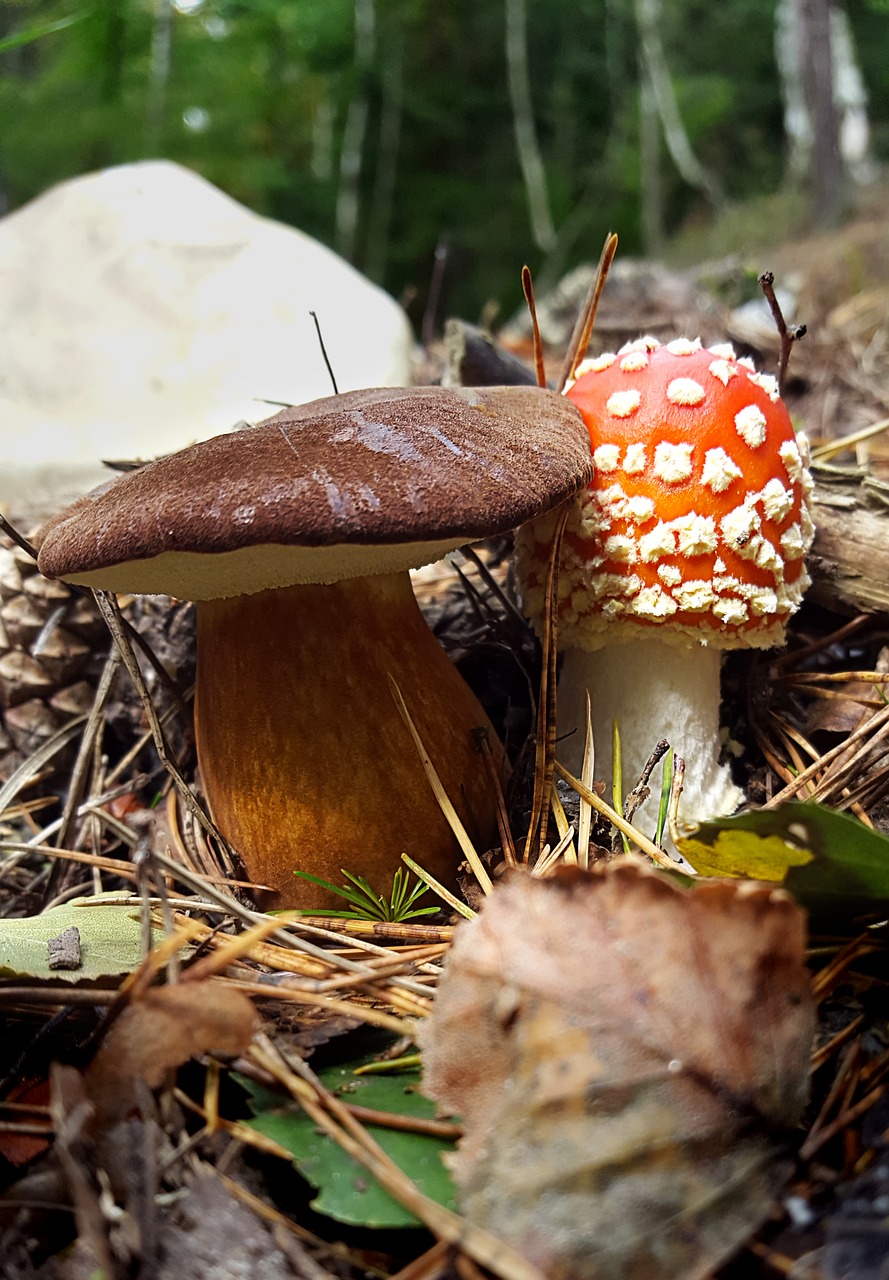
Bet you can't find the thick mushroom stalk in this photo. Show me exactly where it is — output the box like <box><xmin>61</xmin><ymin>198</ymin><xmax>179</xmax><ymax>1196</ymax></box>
<box><xmin>516</xmin><ymin>337</ymin><xmax>815</xmax><ymax>836</ymax></box>
<box><xmin>196</xmin><ymin>571</ymin><xmax>503</xmax><ymax>908</ymax></box>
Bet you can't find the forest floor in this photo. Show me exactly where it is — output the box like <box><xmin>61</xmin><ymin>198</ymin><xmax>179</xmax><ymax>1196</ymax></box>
<box><xmin>2</xmin><ymin>191</ymin><xmax>889</xmax><ymax>1279</ymax></box>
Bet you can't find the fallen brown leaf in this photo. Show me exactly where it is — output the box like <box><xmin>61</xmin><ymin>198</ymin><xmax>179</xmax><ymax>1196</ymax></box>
<box><xmin>420</xmin><ymin>863</ymin><xmax>814</xmax><ymax>1280</ymax></box>
<box><xmin>85</xmin><ymin>983</ymin><xmax>257</xmax><ymax>1126</ymax></box>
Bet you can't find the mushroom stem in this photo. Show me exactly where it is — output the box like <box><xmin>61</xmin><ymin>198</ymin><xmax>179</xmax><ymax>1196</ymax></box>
<box><xmin>556</xmin><ymin>639</ymin><xmax>744</xmax><ymax>835</ymax></box>
<box><xmin>195</xmin><ymin>570</ymin><xmax>505</xmax><ymax>909</ymax></box>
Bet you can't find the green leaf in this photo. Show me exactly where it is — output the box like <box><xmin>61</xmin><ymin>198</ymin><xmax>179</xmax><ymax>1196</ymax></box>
<box><xmin>0</xmin><ymin>894</ymin><xmax>156</xmax><ymax>982</ymax></box>
<box><xmin>677</xmin><ymin>802</ymin><xmax>889</xmax><ymax>922</ymax></box>
<box><xmin>242</xmin><ymin>1053</ymin><xmax>457</xmax><ymax>1228</ymax></box>
<box><xmin>0</xmin><ymin>12</ymin><xmax>87</xmax><ymax>54</ymax></box>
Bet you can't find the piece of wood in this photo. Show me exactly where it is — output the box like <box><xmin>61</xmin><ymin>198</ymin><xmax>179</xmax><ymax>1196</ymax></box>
<box><xmin>808</xmin><ymin>465</ymin><xmax>889</xmax><ymax>617</ymax></box>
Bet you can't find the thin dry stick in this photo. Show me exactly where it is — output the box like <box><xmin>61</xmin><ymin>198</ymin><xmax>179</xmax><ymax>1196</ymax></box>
<box><xmin>389</xmin><ymin>677</ymin><xmax>493</xmax><ymax>895</ymax></box>
<box><xmin>473</xmin><ymin>727</ymin><xmax>518</xmax><ymax>868</ymax></box>
<box><xmin>523</xmin><ymin>501</ymin><xmax>571</xmax><ymax>863</ymax></box>
<box><xmin>557</xmin><ymin>231</ymin><xmax>619</xmax><ymax>392</ymax></box>
<box><xmin>758</xmin><ymin>270</ymin><xmax>806</xmax><ymax>396</ymax></box>
<box><xmin>554</xmin><ymin>761</ymin><xmax>678</xmax><ymax>870</ymax></box>
<box><xmin>521</xmin><ymin>264</ymin><xmax>547</xmax><ymax>389</ymax></box>
<box><xmin>811</xmin><ymin>414</ymin><xmax>889</xmax><ymax>462</ymax></box>
<box><xmin>251</xmin><ymin>1035</ymin><xmax>547</xmax><ymax>1280</ymax></box>
<box><xmin>762</xmin><ymin>703</ymin><xmax>889</xmax><ymax>807</ymax></box>
<box><xmin>92</xmin><ymin>589</ymin><xmax>235</xmax><ymax>858</ymax></box>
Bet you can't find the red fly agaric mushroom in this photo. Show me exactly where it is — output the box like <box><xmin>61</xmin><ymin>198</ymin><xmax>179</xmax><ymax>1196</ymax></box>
<box><xmin>37</xmin><ymin>385</ymin><xmax>593</xmax><ymax>909</ymax></box>
<box><xmin>515</xmin><ymin>336</ymin><xmax>814</xmax><ymax>832</ymax></box>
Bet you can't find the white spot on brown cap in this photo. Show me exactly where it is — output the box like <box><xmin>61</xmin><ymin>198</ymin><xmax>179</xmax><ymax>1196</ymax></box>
<box><xmin>734</xmin><ymin>404</ymin><xmax>768</xmax><ymax>449</ymax></box>
<box><xmin>606</xmin><ymin>389</ymin><xmax>642</xmax><ymax>418</ymax></box>
<box><xmin>653</xmin><ymin>441</ymin><xmax>694</xmax><ymax>482</ymax></box>
<box><xmin>667</xmin><ymin>378</ymin><xmax>706</xmax><ymax>407</ymax></box>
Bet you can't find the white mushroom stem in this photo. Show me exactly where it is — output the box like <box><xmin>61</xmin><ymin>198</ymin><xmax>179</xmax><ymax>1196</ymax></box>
<box><xmin>556</xmin><ymin>639</ymin><xmax>744</xmax><ymax>835</ymax></box>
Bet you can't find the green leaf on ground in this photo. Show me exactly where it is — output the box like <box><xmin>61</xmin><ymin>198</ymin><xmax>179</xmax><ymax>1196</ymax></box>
<box><xmin>0</xmin><ymin>894</ymin><xmax>153</xmax><ymax>982</ymax></box>
<box><xmin>678</xmin><ymin>802</ymin><xmax>889</xmax><ymax>922</ymax></box>
<box><xmin>242</xmin><ymin>1054</ymin><xmax>457</xmax><ymax>1228</ymax></box>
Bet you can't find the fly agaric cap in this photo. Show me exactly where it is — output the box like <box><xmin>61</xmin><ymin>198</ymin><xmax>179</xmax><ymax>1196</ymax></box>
<box><xmin>517</xmin><ymin>337</ymin><xmax>814</xmax><ymax>650</ymax></box>
<box><xmin>38</xmin><ymin>384</ymin><xmax>593</xmax><ymax>592</ymax></box>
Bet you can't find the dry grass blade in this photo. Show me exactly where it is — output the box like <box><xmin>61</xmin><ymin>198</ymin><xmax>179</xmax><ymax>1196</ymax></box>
<box><xmin>522</xmin><ymin>501</ymin><xmax>570</xmax><ymax>863</ymax></box>
<box><xmin>0</xmin><ymin>717</ymin><xmax>87</xmax><ymax>819</ymax></box>
<box><xmin>557</xmin><ymin>230</ymin><xmax>619</xmax><ymax>392</ymax></box>
<box><xmin>249</xmin><ymin>1034</ymin><xmax>547</xmax><ymax>1280</ymax></box>
<box><xmin>548</xmin><ymin>787</ymin><xmax>577</xmax><ymax>865</ymax></box>
<box><xmin>401</xmin><ymin>853</ymin><xmax>476</xmax><ymax>921</ymax></box>
<box><xmin>389</xmin><ymin>676</ymin><xmax>493</xmax><ymax>895</ymax></box>
<box><xmin>554</xmin><ymin>760</ymin><xmax>678</xmax><ymax>870</ymax></box>
<box><xmin>762</xmin><ymin>702</ymin><xmax>889</xmax><ymax>808</ymax></box>
<box><xmin>521</xmin><ymin>264</ymin><xmax>547</xmax><ymax>389</ymax></box>
<box><xmin>810</xmin><ymin>413</ymin><xmax>889</xmax><ymax>462</ymax></box>
<box><xmin>575</xmin><ymin>691</ymin><xmax>595</xmax><ymax>870</ymax></box>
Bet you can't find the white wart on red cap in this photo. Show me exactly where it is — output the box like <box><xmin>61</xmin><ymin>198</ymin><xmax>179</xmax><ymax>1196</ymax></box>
<box><xmin>517</xmin><ymin>337</ymin><xmax>814</xmax><ymax>650</ymax></box>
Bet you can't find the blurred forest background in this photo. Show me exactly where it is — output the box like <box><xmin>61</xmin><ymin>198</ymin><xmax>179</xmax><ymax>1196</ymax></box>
<box><xmin>1</xmin><ymin>0</ymin><xmax>888</xmax><ymax>330</ymax></box>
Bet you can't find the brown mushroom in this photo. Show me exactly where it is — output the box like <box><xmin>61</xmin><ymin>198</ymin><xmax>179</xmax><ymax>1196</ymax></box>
<box><xmin>38</xmin><ymin>385</ymin><xmax>592</xmax><ymax>908</ymax></box>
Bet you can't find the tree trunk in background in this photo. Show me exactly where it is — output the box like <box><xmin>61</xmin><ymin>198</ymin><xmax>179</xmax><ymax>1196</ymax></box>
<box><xmin>365</xmin><ymin>21</ymin><xmax>403</xmax><ymax>283</ymax></box>
<box><xmin>803</xmin><ymin>0</ymin><xmax>843</xmax><ymax>224</ymax></box>
<box><xmin>336</xmin><ymin>0</ymin><xmax>375</xmax><ymax>263</ymax></box>
<box><xmin>504</xmin><ymin>0</ymin><xmax>557</xmax><ymax>252</ymax></box>
<box><xmin>638</xmin><ymin>62</ymin><xmax>664</xmax><ymax>256</ymax></box>
<box><xmin>775</xmin><ymin>0</ymin><xmax>873</xmax><ymax>224</ymax></box>
<box><xmin>146</xmin><ymin>0</ymin><xmax>173</xmax><ymax>152</ymax></box>
<box><xmin>633</xmin><ymin>0</ymin><xmax>724</xmax><ymax>208</ymax></box>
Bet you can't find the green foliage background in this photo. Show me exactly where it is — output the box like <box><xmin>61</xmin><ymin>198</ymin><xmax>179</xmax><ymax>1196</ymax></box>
<box><xmin>1</xmin><ymin>0</ymin><xmax>888</xmax><ymax>326</ymax></box>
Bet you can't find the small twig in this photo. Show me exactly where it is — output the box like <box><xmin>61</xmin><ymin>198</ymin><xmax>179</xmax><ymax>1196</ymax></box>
<box><xmin>308</xmin><ymin>310</ymin><xmax>338</xmax><ymax>395</ymax></box>
<box><xmin>624</xmin><ymin>738</ymin><xmax>670</xmax><ymax>827</ymax></box>
<box><xmin>758</xmin><ymin>270</ymin><xmax>806</xmax><ymax>396</ymax></box>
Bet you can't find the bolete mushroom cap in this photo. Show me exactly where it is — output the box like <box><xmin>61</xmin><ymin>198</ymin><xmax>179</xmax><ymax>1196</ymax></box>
<box><xmin>36</xmin><ymin>382</ymin><xmax>594</xmax><ymax>910</ymax></box>
<box><xmin>38</xmin><ymin>384</ymin><xmax>593</xmax><ymax>595</ymax></box>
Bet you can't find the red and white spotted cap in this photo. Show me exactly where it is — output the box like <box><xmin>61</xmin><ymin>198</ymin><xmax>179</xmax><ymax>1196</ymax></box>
<box><xmin>516</xmin><ymin>336</ymin><xmax>814</xmax><ymax>650</ymax></box>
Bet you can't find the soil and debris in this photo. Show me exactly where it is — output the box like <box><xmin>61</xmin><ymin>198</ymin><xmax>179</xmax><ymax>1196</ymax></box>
<box><xmin>2</xmin><ymin>198</ymin><xmax>889</xmax><ymax>1279</ymax></box>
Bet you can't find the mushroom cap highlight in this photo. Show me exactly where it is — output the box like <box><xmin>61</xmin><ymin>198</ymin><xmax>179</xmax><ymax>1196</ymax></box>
<box><xmin>517</xmin><ymin>337</ymin><xmax>815</xmax><ymax>651</ymax></box>
<box><xmin>38</xmin><ymin>384</ymin><xmax>593</xmax><ymax>599</ymax></box>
